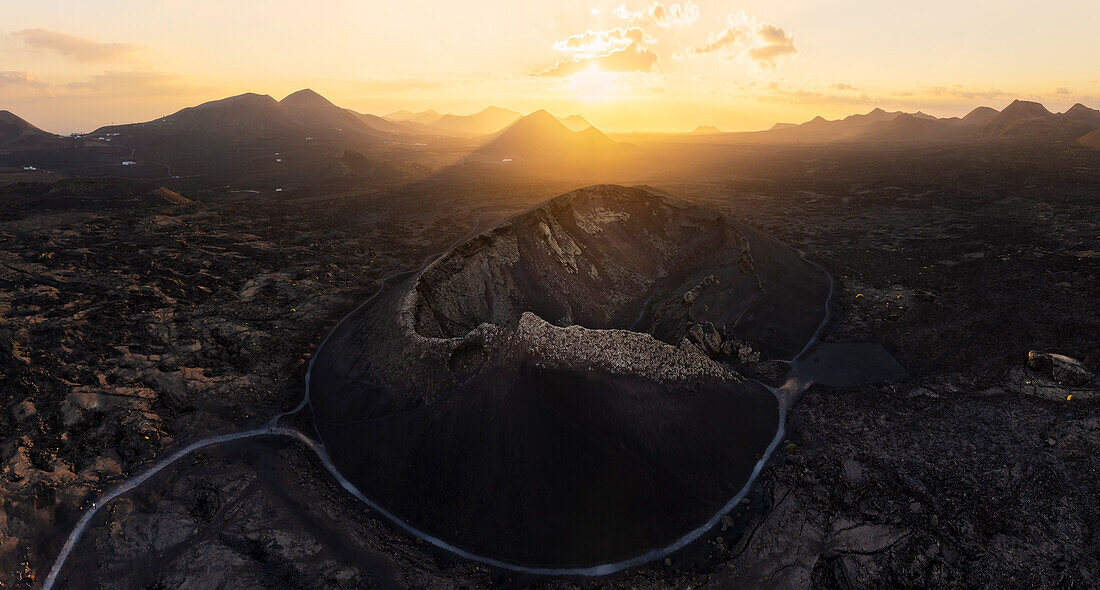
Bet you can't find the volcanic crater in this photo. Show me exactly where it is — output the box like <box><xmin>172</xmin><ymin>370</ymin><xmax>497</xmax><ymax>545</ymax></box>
<box><xmin>309</xmin><ymin>184</ymin><xmax>829</xmax><ymax>567</ymax></box>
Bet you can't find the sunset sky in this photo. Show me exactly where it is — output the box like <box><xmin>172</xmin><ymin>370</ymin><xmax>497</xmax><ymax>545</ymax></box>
<box><xmin>3</xmin><ymin>1</ymin><xmax>1099</xmax><ymax>133</ymax></box>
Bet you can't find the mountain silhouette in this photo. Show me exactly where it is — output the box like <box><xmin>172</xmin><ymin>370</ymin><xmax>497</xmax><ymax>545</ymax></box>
<box><xmin>959</xmin><ymin>106</ymin><xmax>1000</xmax><ymax>126</ymax></box>
<box><xmin>280</xmin><ymin>89</ymin><xmax>387</xmax><ymax>137</ymax></box>
<box><xmin>559</xmin><ymin>114</ymin><xmax>594</xmax><ymax>132</ymax></box>
<box><xmin>980</xmin><ymin>99</ymin><xmax>1087</xmax><ymax>138</ymax></box>
<box><xmin>844</xmin><ymin>107</ymin><xmax>901</xmax><ymax>125</ymax></box>
<box><xmin>346</xmin><ymin>109</ymin><xmax>430</xmax><ymax>135</ymax></box>
<box><xmin>1062</xmin><ymin>103</ymin><xmax>1100</xmax><ymax>127</ymax></box>
<box><xmin>431</xmin><ymin>106</ymin><xmax>522</xmax><ymax>136</ymax></box>
<box><xmin>762</xmin><ymin>108</ymin><xmax>936</xmax><ymax>142</ymax></box>
<box><xmin>0</xmin><ymin>111</ymin><xmax>59</xmax><ymax>149</ymax></box>
<box><xmin>692</xmin><ymin>125</ymin><xmax>723</xmax><ymax>134</ymax></box>
<box><xmin>91</xmin><ymin>90</ymin><xmax>395</xmax><ymax>148</ymax></box>
<box><xmin>1079</xmin><ymin>128</ymin><xmax>1100</xmax><ymax>148</ymax></box>
<box><xmin>475</xmin><ymin>110</ymin><xmax>616</xmax><ymax>161</ymax></box>
<box><xmin>857</xmin><ymin>113</ymin><xmax>953</xmax><ymax>142</ymax></box>
<box><xmin>991</xmin><ymin>99</ymin><xmax>1054</xmax><ymax>122</ymax></box>
<box><xmin>384</xmin><ymin>109</ymin><xmax>443</xmax><ymax>125</ymax></box>
<box><xmin>752</xmin><ymin>99</ymin><xmax>1100</xmax><ymax>143</ymax></box>
<box><xmin>96</xmin><ymin>93</ymin><xmax>295</xmax><ymax>140</ymax></box>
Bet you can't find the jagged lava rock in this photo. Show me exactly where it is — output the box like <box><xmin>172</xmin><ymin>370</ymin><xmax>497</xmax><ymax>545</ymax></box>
<box><xmin>1027</xmin><ymin>350</ymin><xmax>1094</xmax><ymax>386</ymax></box>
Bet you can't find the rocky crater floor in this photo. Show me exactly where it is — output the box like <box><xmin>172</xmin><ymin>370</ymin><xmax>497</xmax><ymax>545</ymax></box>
<box><xmin>309</xmin><ymin>184</ymin><xmax>829</xmax><ymax>567</ymax></box>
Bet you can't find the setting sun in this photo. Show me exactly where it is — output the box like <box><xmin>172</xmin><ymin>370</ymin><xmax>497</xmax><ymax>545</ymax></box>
<box><xmin>569</xmin><ymin>65</ymin><xmax>617</xmax><ymax>102</ymax></box>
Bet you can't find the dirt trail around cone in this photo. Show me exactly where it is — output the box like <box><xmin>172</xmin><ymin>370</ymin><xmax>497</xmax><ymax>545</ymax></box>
<box><xmin>45</xmin><ymin>212</ymin><xmax>839</xmax><ymax>587</ymax></box>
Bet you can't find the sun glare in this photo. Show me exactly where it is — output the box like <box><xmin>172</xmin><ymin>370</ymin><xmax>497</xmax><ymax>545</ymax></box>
<box><xmin>569</xmin><ymin>65</ymin><xmax>616</xmax><ymax>102</ymax></box>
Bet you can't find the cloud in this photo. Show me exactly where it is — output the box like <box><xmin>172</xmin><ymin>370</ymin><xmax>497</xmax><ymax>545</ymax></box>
<box><xmin>926</xmin><ymin>85</ymin><xmax>1009</xmax><ymax>100</ymax></box>
<box><xmin>831</xmin><ymin>83</ymin><xmax>858</xmax><ymax>91</ymax></box>
<box><xmin>614</xmin><ymin>2</ymin><xmax>699</xmax><ymax>27</ymax></box>
<box><xmin>1054</xmin><ymin>86</ymin><xmax>1071</xmax><ymax>95</ymax></box>
<box><xmin>554</xmin><ymin>27</ymin><xmax>655</xmax><ymax>55</ymax></box>
<box><xmin>682</xmin><ymin>24</ymin><xmax>743</xmax><ymax>56</ymax></box>
<box><xmin>540</xmin><ymin>44</ymin><xmax>659</xmax><ymax>76</ymax></box>
<box><xmin>545</xmin><ymin>22</ymin><xmax>660</xmax><ymax>77</ymax></box>
<box><xmin>764</xmin><ymin>86</ymin><xmax>874</xmax><ymax>106</ymax></box>
<box><xmin>681</xmin><ymin>12</ymin><xmax>797</xmax><ymax>67</ymax></box>
<box><xmin>13</xmin><ymin>29</ymin><xmax>143</xmax><ymax>63</ymax></box>
<box><xmin>64</xmin><ymin>70</ymin><xmax>193</xmax><ymax>95</ymax></box>
<box><xmin>0</xmin><ymin>71</ymin><xmax>48</xmax><ymax>88</ymax></box>
<box><xmin>748</xmin><ymin>24</ymin><xmax>797</xmax><ymax>65</ymax></box>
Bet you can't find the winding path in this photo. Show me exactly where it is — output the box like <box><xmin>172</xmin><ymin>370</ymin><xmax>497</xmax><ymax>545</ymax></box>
<box><xmin>43</xmin><ymin>213</ymin><xmax>834</xmax><ymax>588</ymax></box>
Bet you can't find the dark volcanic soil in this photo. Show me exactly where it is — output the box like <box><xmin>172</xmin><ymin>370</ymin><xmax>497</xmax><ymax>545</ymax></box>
<box><xmin>4</xmin><ymin>140</ymin><xmax>1098</xmax><ymax>589</ymax></box>
<box><xmin>318</xmin><ymin>364</ymin><xmax>779</xmax><ymax>566</ymax></box>
<box><xmin>0</xmin><ymin>178</ymin><xmax>485</xmax><ymax>587</ymax></box>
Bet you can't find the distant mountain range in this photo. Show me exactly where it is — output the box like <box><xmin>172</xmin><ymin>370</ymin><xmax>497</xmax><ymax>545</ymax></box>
<box><xmin>383</xmin><ymin>108</ymin><xmax>594</xmax><ymax>135</ymax></box>
<box><xmin>0</xmin><ymin>90</ymin><xmax>634</xmax><ymax>186</ymax></box>
<box><xmin>380</xmin><ymin>106</ymin><xmax>524</xmax><ymax>136</ymax></box>
<box><xmin>40</xmin><ymin>92</ymin><xmax>558</xmax><ymax>166</ymax></box>
<box><xmin>61</xmin><ymin>92</ymin><xmax>531</xmax><ymax>147</ymax></box>
<box><xmin>89</xmin><ymin>90</ymin><xmax>385</xmax><ymax>148</ymax></box>
<box><xmin>757</xmin><ymin>100</ymin><xmax>1100</xmax><ymax>144</ymax></box>
<box><xmin>4</xmin><ymin>93</ymin><xmax>1100</xmax><ymax>159</ymax></box>
<box><xmin>430</xmin><ymin>106</ymin><xmax>523</xmax><ymax>136</ymax></box>
<box><xmin>83</xmin><ymin>90</ymin><xmax>618</xmax><ymax>163</ymax></box>
<box><xmin>384</xmin><ymin>109</ymin><xmax>443</xmax><ymax>125</ymax></box>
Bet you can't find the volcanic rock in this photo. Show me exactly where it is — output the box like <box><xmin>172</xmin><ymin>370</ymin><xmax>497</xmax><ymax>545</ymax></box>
<box><xmin>1027</xmin><ymin>350</ymin><xmax>1094</xmax><ymax>386</ymax></box>
<box><xmin>309</xmin><ymin>184</ymin><xmax>828</xmax><ymax>566</ymax></box>
<box><xmin>7</xmin><ymin>400</ymin><xmax>36</xmax><ymax>424</ymax></box>
<box><xmin>146</xmin><ymin>186</ymin><xmax>192</xmax><ymax>206</ymax></box>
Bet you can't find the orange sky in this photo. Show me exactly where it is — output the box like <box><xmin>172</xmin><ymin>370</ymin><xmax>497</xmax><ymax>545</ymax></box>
<box><xmin>2</xmin><ymin>1</ymin><xmax>1099</xmax><ymax>133</ymax></box>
